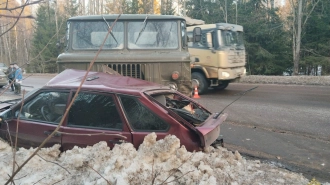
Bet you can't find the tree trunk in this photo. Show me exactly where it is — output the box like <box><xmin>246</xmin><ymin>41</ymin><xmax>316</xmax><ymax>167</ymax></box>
<box><xmin>293</xmin><ymin>0</ymin><xmax>302</xmax><ymax>75</ymax></box>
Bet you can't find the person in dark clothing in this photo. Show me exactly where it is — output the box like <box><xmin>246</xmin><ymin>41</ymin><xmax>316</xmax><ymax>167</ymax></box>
<box><xmin>5</xmin><ymin>63</ymin><xmax>16</xmax><ymax>92</ymax></box>
<box><xmin>13</xmin><ymin>63</ymin><xmax>22</xmax><ymax>95</ymax></box>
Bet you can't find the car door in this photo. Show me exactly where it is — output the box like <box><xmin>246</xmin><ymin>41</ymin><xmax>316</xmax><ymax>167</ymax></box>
<box><xmin>118</xmin><ymin>94</ymin><xmax>201</xmax><ymax>151</ymax></box>
<box><xmin>61</xmin><ymin>92</ymin><xmax>132</xmax><ymax>150</ymax></box>
<box><xmin>3</xmin><ymin>91</ymin><xmax>69</xmax><ymax>148</ymax></box>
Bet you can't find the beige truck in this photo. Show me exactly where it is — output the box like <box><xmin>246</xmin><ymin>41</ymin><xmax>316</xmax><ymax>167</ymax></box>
<box><xmin>57</xmin><ymin>14</ymin><xmax>201</xmax><ymax>96</ymax></box>
<box><xmin>187</xmin><ymin>23</ymin><xmax>246</xmax><ymax>94</ymax></box>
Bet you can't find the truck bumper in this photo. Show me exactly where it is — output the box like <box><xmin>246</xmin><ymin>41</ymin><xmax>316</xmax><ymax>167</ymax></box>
<box><xmin>218</xmin><ymin>66</ymin><xmax>246</xmax><ymax>80</ymax></box>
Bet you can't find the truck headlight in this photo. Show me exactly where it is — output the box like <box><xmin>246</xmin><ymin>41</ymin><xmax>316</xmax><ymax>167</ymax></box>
<box><xmin>171</xmin><ymin>71</ymin><xmax>180</xmax><ymax>80</ymax></box>
<box><xmin>221</xmin><ymin>72</ymin><xmax>230</xmax><ymax>78</ymax></box>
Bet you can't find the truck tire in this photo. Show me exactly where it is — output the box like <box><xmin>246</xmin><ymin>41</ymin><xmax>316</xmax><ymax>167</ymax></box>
<box><xmin>213</xmin><ymin>81</ymin><xmax>229</xmax><ymax>90</ymax></box>
<box><xmin>192</xmin><ymin>72</ymin><xmax>208</xmax><ymax>94</ymax></box>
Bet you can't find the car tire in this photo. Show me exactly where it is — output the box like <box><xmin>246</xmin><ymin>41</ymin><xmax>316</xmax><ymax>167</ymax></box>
<box><xmin>213</xmin><ymin>81</ymin><xmax>229</xmax><ymax>90</ymax></box>
<box><xmin>192</xmin><ymin>72</ymin><xmax>208</xmax><ymax>94</ymax></box>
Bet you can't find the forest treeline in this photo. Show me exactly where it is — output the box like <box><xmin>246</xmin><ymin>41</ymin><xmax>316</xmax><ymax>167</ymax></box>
<box><xmin>0</xmin><ymin>0</ymin><xmax>329</xmax><ymax>75</ymax></box>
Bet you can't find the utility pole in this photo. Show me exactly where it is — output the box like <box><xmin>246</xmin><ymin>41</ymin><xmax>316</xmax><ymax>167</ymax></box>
<box><xmin>225</xmin><ymin>0</ymin><xmax>227</xmax><ymax>23</ymax></box>
<box><xmin>234</xmin><ymin>0</ymin><xmax>237</xmax><ymax>24</ymax></box>
<box><xmin>183</xmin><ymin>0</ymin><xmax>186</xmax><ymax>16</ymax></box>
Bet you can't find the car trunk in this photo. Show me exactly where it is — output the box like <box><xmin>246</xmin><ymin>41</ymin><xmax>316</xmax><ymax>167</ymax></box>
<box><xmin>195</xmin><ymin>112</ymin><xmax>227</xmax><ymax>148</ymax></box>
<box><xmin>146</xmin><ymin>90</ymin><xmax>228</xmax><ymax>149</ymax></box>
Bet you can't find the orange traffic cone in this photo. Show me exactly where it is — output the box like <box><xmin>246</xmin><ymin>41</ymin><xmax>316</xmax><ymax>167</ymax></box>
<box><xmin>193</xmin><ymin>86</ymin><xmax>200</xmax><ymax>98</ymax></box>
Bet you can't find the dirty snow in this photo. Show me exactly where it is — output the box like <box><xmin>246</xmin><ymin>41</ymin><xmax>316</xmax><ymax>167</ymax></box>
<box><xmin>0</xmin><ymin>133</ymin><xmax>317</xmax><ymax>185</ymax></box>
<box><xmin>240</xmin><ymin>75</ymin><xmax>330</xmax><ymax>86</ymax></box>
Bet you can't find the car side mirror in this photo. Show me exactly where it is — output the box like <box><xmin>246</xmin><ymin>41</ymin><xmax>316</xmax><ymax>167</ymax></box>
<box><xmin>193</xmin><ymin>27</ymin><xmax>202</xmax><ymax>42</ymax></box>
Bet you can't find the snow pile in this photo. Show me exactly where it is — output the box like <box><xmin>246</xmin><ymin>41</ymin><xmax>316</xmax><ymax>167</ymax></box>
<box><xmin>0</xmin><ymin>134</ymin><xmax>310</xmax><ymax>184</ymax></box>
<box><xmin>240</xmin><ymin>75</ymin><xmax>330</xmax><ymax>86</ymax></box>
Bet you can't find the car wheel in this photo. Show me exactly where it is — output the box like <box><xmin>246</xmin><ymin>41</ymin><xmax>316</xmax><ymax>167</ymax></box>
<box><xmin>192</xmin><ymin>72</ymin><xmax>208</xmax><ymax>94</ymax></box>
<box><xmin>213</xmin><ymin>81</ymin><xmax>229</xmax><ymax>90</ymax></box>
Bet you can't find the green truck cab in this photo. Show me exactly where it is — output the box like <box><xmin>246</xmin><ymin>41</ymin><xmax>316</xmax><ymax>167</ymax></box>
<box><xmin>57</xmin><ymin>14</ymin><xmax>201</xmax><ymax>96</ymax></box>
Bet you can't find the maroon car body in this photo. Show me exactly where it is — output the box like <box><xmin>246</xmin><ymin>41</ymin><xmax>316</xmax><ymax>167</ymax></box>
<box><xmin>0</xmin><ymin>69</ymin><xmax>227</xmax><ymax>151</ymax></box>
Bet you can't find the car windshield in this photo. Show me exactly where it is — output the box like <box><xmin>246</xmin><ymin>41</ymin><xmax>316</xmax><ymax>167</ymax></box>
<box><xmin>71</xmin><ymin>21</ymin><xmax>124</xmax><ymax>50</ymax></box>
<box><xmin>128</xmin><ymin>21</ymin><xmax>179</xmax><ymax>49</ymax></box>
<box><xmin>150</xmin><ymin>92</ymin><xmax>211</xmax><ymax>126</ymax></box>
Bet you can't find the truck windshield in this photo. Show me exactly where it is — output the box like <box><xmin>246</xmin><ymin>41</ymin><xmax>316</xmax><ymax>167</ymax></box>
<box><xmin>218</xmin><ymin>30</ymin><xmax>244</xmax><ymax>48</ymax></box>
<box><xmin>71</xmin><ymin>21</ymin><xmax>124</xmax><ymax>50</ymax></box>
<box><xmin>127</xmin><ymin>21</ymin><xmax>179</xmax><ymax>49</ymax></box>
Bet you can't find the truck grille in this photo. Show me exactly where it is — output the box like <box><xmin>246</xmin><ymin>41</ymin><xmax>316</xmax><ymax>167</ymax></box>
<box><xmin>107</xmin><ymin>64</ymin><xmax>143</xmax><ymax>79</ymax></box>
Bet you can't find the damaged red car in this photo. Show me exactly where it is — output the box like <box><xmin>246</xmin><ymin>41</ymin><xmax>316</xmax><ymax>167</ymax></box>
<box><xmin>0</xmin><ymin>69</ymin><xmax>227</xmax><ymax>151</ymax></box>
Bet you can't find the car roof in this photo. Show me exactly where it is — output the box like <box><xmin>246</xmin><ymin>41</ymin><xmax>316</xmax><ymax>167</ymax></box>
<box><xmin>45</xmin><ymin>69</ymin><xmax>169</xmax><ymax>94</ymax></box>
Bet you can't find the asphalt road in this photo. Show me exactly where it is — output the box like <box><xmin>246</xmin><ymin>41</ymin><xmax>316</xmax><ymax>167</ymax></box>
<box><xmin>197</xmin><ymin>83</ymin><xmax>330</xmax><ymax>182</ymax></box>
<box><xmin>2</xmin><ymin>75</ymin><xmax>330</xmax><ymax>182</ymax></box>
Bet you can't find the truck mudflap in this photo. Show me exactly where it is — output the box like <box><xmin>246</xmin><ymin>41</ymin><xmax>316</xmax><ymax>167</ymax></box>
<box><xmin>195</xmin><ymin>113</ymin><xmax>228</xmax><ymax>149</ymax></box>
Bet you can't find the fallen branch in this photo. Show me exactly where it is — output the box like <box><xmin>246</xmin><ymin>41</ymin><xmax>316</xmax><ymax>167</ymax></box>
<box><xmin>33</xmin><ymin>177</ymin><xmax>45</xmax><ymax>185</ymax></box>
<box><xmin>37</xmin><ymin>154</ymin><xmax>71</xmax><ymax>174</ymax></box>
<box><xmin>86</xmin><ymin>163</ymin><xmax>112</xmax><ymax>185</ymax></box>
<box><xmin>160</xmin><ymin>153</ymin><xmax>195</xmax><ymax>184</ymax></box>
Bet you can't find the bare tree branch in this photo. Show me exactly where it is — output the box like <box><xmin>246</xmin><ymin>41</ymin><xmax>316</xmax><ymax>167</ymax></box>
<box><xmin>0</xmin><ymin>0</ymin><xmax>45</xmax><ymax>11</ymax></box>
<box><xmin>4</xmin><ymin>14</ymin><xmax>123</xmax><ymax>185</ymax></box>
<box><xmin>302</xmin><ymin>0</ymin><xmax>321</xmax><ymax>27</ymax></box>
<box><xmin>0</xmin><ymin>0</ymin><xmax>28</xmax><ymax>37</ymax></box>
<box><xmin>0</xmin><ymin>14</ymin><xmax>35</xmax><ymax>19</ymax></box>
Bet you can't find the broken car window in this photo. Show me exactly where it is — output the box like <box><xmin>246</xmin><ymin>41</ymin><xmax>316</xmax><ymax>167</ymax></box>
<box><xmin>18</xmin><ymin>92</ymin><xmax>69</xmax><ymax>124</ymax></box>
<box><xmin>68</xmin><ymin>93</ymin><xmax>122</xmax><ymax>130</ymax></box>
<box><xmin>119</xmin><ymin>96</ymin><xmax>169</xmax><ymax>131</ymax></box>
<box><xmin>151</xmin><ymin>93</ymin><xmax>210</xmax><ymax>126</ymax></box>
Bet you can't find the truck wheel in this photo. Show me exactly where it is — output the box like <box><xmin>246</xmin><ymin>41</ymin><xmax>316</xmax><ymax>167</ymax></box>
<box><xmin>214</xmin><ymin>81</ymin><xmax>229</xmax><ymax>90</ymax></box>
<box><xmin>192</xmin><ymin>72</ymin><xmax>208</xmax><ymax>94</ymax></box>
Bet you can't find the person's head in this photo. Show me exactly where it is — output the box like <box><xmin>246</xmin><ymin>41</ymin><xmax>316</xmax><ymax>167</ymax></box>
<box><xmin>10</xmin><ymin>63</ymin><xmax>14</xmax><ymax>68</ymax></box>
<box><xmin>13</xmin><ymin>63</ymin><xmax>18</xmax><ymax>68</ymax></box>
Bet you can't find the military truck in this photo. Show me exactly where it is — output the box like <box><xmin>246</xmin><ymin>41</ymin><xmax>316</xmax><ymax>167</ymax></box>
<box><xmin>187</xmin><ymin>23</ymin><xmax>246</xmax><ymax>94</ymax></box>
<box><xmin>57</xmin><ymin>14</ymin><xmax>201</xmax><ymax>96</ymax></box>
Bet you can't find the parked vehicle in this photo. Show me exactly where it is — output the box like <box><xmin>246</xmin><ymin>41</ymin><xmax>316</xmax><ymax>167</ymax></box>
<box><xmin>187</xmin><ymin>22</ymin><xmax>246</xmax><ymax>94</ymax></box>
<box><xmin>57</xmin><ymin>14</ymin><xmax>201</xmax><ymax>96</ymax></box>
<box><xmin>0</xmin><ymin>63</ymin><xmax>8</xmax><ymax>72</ymax></box>
<box><xmin>0</xmin><ymin>69</ymin><xmax>227</xmax><ymax>152</ymax></box>
<box><xmin>0</xmin><ymin>70</ymin><xmax>7</xmax><ymax>88</ymax></box>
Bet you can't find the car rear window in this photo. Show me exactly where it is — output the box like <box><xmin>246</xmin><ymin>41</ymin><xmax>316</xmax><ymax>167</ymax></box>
<box><xmin>119</xmin><ymin>95</ymin><xmax>169</xmax><ymax>131</ymax></box>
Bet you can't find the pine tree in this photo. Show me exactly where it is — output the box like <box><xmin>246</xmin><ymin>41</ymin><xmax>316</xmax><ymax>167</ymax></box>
<box><xmin>30</xmin><ymin>1</ymin><xmax>77</xmax><ymax>73</ymax></box>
